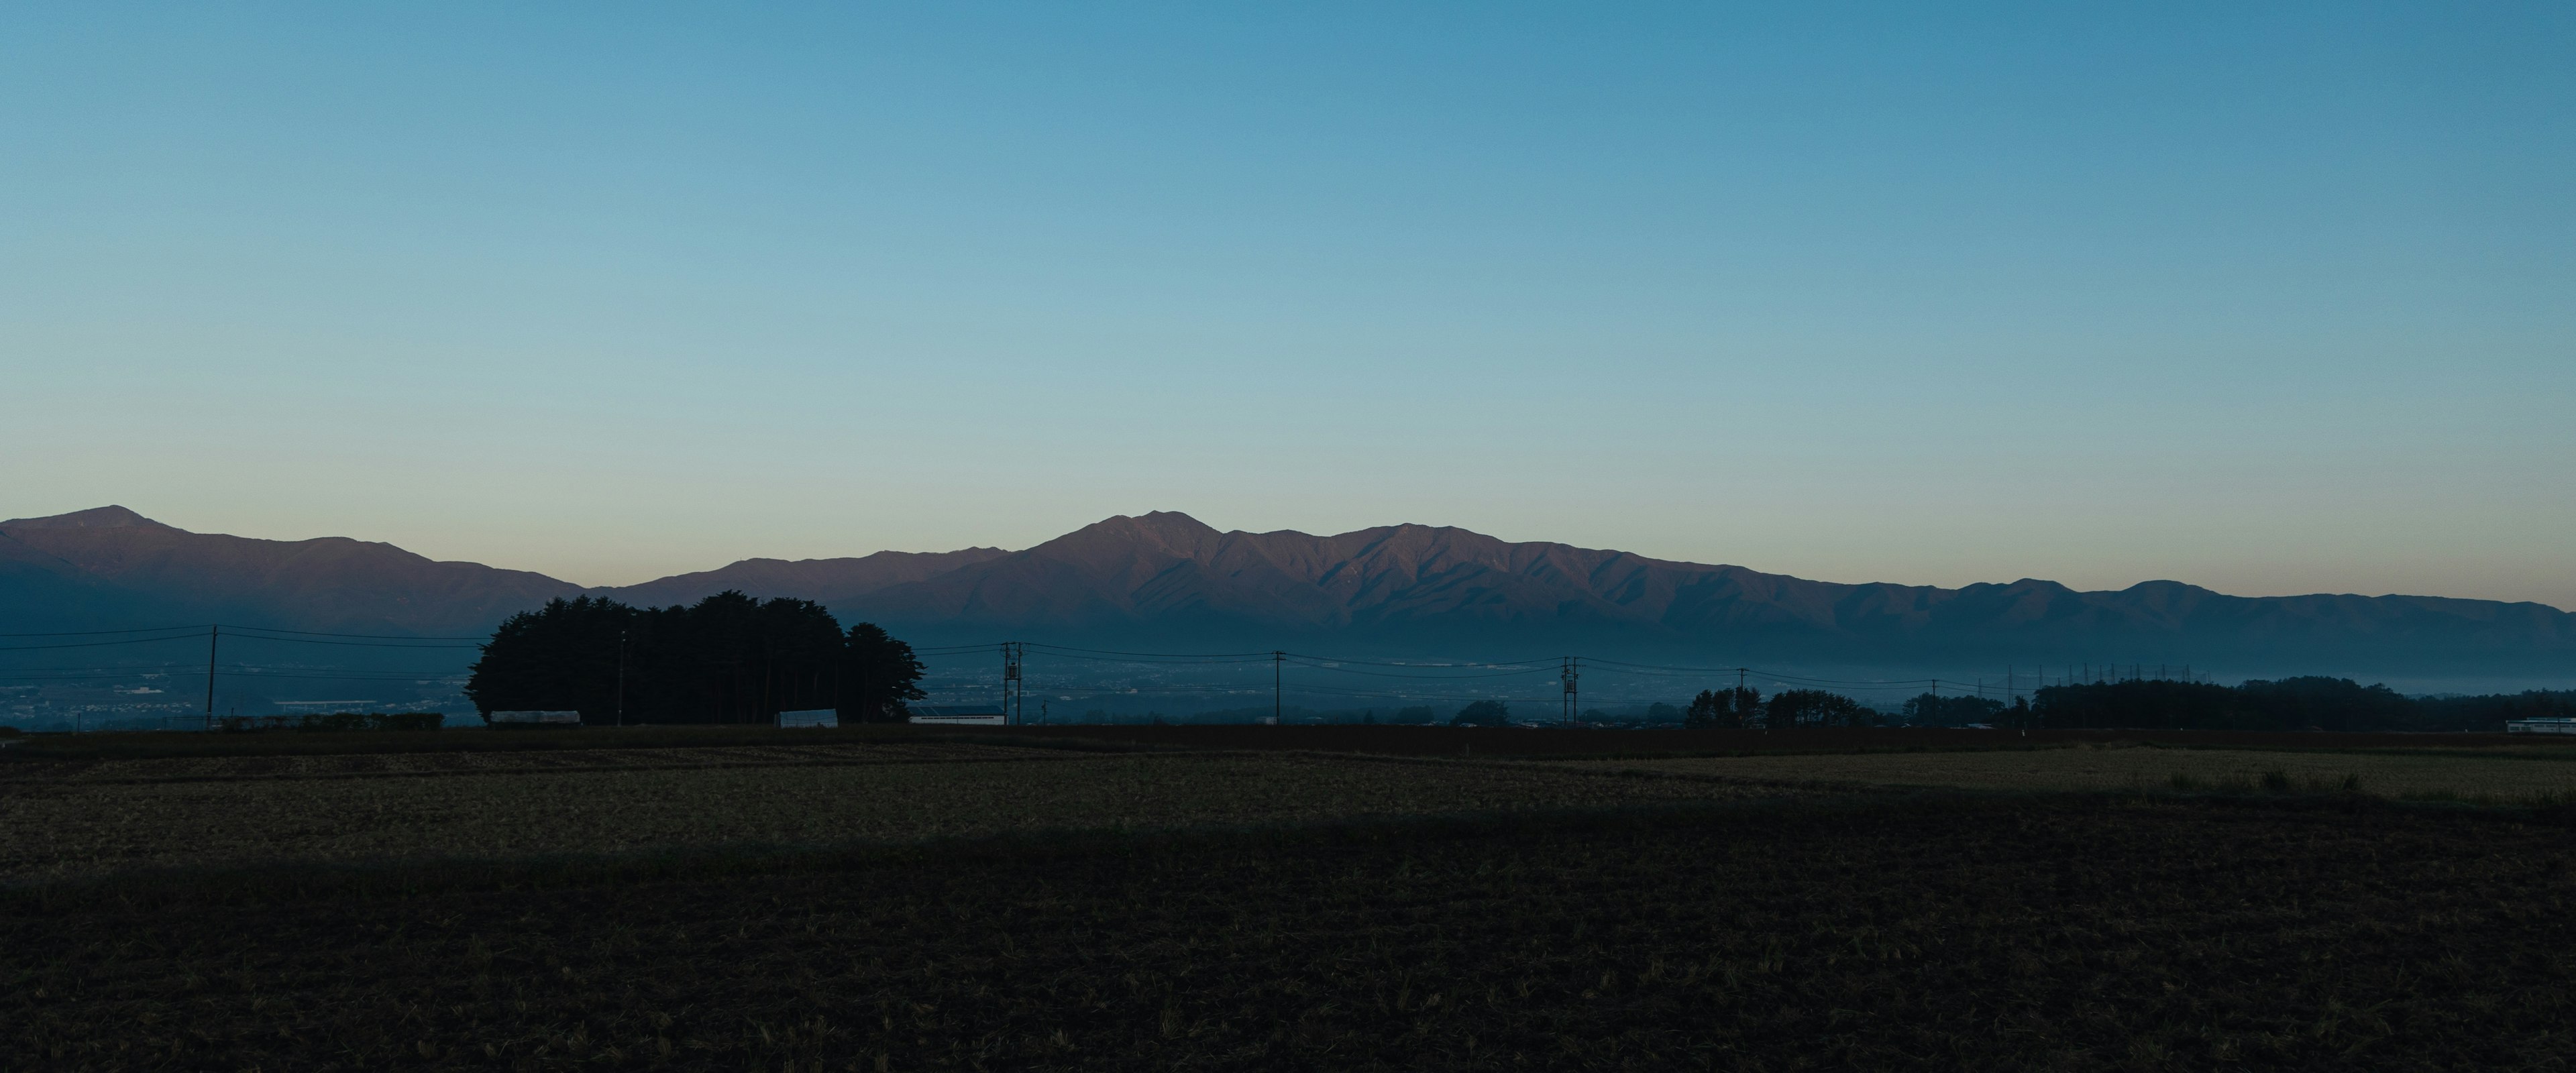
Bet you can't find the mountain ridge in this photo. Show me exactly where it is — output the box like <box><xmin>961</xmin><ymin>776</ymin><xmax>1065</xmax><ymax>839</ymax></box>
<box><xmin>0</xmin><ymin>506</ymin><xmax>582</xmax><ymax>634</ymax></box>
<box><xmin>593</xmin><ymin>548</ymin><xmax>1014</xmax><ymax>610</ymax></box>
<box><xmin>0</xmin><ymin>506</ymin><xmax>2567</xmax><ymax>679</ymax></box>
<box><xmin>836</xmin><ymin>514</ymin><xmax>2575</xmax><ymax>673</ymax></box>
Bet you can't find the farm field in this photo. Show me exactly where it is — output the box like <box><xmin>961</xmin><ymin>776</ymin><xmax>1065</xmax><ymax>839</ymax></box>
<box><xmin>975</xmin><ymin>724</ymin><xmax>2554</xmax><ymax>756</ymax></box>
<box><xmin>0</xmin><ymin>745</ymin><xmax>1799</xmax><ymax>884</ymax></box>
<box><xmin>5</xmin><ymin>728</ymin><xmax>2573</xmax><ymax>1070</ymax></box>
<box><xmin>1565</xmin><ymin>743</ymin><xmax>2576</xmax><ymax>802</ymax></box>
<box><xmin>6</xmin><ymin>795</ymin><xmax>2571</xmax><ymax>1070</ymax></box>
<box><xmin>0</xmin><ymin>739</ymin><xmax>1060</xmax><ymax>783</ymax></box>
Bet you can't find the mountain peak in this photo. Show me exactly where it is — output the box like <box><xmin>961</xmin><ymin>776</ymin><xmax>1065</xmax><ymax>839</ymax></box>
<box><xmin>1057</xmin><ymin>511</ymin><xmax>1222</xmax><ymax>550</ymax></box>
<box><xmin>1</xmin><ymin>505</ymin><xmax>171</xmax><ymax>530</ymax></box>
<box><xmin>1127</xmin><ymin>510</ymin><xmax>1219</xmax><ymax>535</ymax></box>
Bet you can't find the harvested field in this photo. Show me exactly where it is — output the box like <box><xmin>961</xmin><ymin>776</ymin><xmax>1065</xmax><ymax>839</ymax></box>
<box><xmin>3</xmin><ymin>740</ymin><xmax>1057</xmax><ymax>784</ymax></box>
<box><xmin>5</xmin><ymin>796</ymin><xmax>2571</xmax><ymax>1070</ymax></box>
<box><xmin>0</xmin><ymin>749</ymin><xmax>1798</xmax><ymax>884</ymax></box>
<box><xmin>1569</xmin><ymin>743</ymin><xmax>2576</xmax><ymax>801</ymax></box>
<box><xmin>0</xmin><ymin>724</ymin><xmax>1042</xmax><ymax>762</ymax></box>
<box><xmin>983</xmin><ymin>724</ymin><xmax>2558</xmax><ymax>756</ymax></box>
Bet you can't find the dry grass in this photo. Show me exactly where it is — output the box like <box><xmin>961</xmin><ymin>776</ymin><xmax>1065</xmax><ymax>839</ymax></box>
<box><xmin>0</xmin><ymin>749</ymin><xmax>1795</xmax><ymax>884</ymax></box>
<box><xmin>1565</xmin><ymin>742</ymin><xmax>2576</xmax><ymax>801</ymax></box>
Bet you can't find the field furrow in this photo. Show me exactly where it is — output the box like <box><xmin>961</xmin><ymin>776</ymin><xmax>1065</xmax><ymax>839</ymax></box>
<box><xmin>0</xmin><ymin>750</ymin><xmax>1801</xmax><ymax>883</ymax></box>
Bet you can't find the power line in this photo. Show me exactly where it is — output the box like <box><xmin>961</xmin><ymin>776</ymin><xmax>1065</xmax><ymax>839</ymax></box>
<box><xmin>0</xmin><ymin>663</ymin><xmax>466</xmax><ymax>679</ymax></box>
<box><xmin>0</xmin><ymin>661</ymin><xmax>470</xmax><ymax>675</ymax></box>
<box><xmin>213</xmin><ymin>635</ymin><xmax>482</xmax><ymax>649</ymax></box>
<box><xmin>1277</xmin><ymin>652</ymin><xmax>1558</xmax><ymax>669</ymax></box>
<box><xmin>994</xmin><ymin>649</ymin><xmax>1272</xmax><ymax>665</ymax></box>
<box><xmin>1278</xmin><ymin>659</ymin><xmax>1557</xmax><ymax>680</ymax></box>
<box><xmin>0</xmin><ymin>626</ymin><xmax>210</xmax><ymax>638</ymax></box>
<box><xmin>0</xmin><ymin>636</ymin><xmax>211</xmax><ymax>652</ymax></box>
<box><xmin>1024</xmin><ymin>642</ymin><xmax>1279</xmax><ymax>659</ymax></box>
<box><xmin>213</xmin><ymin>624</ymin><xmax>492</xmax><ymax>640</ymax></box>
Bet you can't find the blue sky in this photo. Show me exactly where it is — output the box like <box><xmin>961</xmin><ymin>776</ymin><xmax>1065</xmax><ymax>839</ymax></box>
<box><xmin>5</xmin><ymin>3</ymin><xmax>2570</xmax><ymax>605</ymax></box>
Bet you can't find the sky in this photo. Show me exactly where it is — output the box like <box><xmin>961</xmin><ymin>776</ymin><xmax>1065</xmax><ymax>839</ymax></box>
<box><xmin>3</xmin><ymin>3</ymin><xmax>2570</xmax><ymax>606</ymax></box>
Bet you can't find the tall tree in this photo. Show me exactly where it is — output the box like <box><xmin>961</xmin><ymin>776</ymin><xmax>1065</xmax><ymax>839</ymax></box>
<box><xmin>839</xmin><ymin>622</ymin><xmax>926</xmax><ymax>723</ymax></box>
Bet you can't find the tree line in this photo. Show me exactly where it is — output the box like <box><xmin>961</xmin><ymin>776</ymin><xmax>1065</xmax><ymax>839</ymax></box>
<box><xmin>464</xmin><ymin>593</ymin><xmax>926</xmax><ymax>725</ymax></box>
<box><xmin>1460</xmin><ymin>690</ymin><xmax>1907</xmax><ymax>728</ymax></box>
<box><xmin>1678</xmin><ymin>687</ymin><xmax>1883</xmax><ymax>728</ymax></box>
<box><xmin>2031</xmin><ymin>676</ymin><xmax>2575</xmax><ymax>732</ymax></box>
<box><xmin>1655</xmin><ymin>675</ymin><xmax>2573</xmax><ymax>732</ymax></box>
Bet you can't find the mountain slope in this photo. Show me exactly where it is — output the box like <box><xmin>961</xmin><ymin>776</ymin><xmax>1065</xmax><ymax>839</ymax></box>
<box><xmin>595</xmin><ymin>548</ymin><xmax>1011</xmax><ymax>610</ymax></box>
<box><xmin>0</xmin><ymin>507</ymin><xmax>582</xmax><ymax>635</ymax></box>
<box><xmin>1</xmin><ymin>506</ymin><xmax>2566</xmax><ymax>679</ymax></box>
<box><xmin>845</xmin><ymin>512</ymin><xmax>2576</xmax><ymax>675</ymax></box>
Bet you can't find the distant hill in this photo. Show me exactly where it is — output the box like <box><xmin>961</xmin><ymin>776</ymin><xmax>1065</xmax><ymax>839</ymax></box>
<box><xmin>2</xmin><ymin>506</ymin><xmax>2569</xmax><ymax>680</ymax></box>
<box><xmin>841</xmin><ymin>512</ymin><xmax>2576</xmax><ymax>677</ymax></box>
<box><xmin>0</xmin><ymin>506</ymin><xmax>579</xmax><ymax>635</ymax></box>
<box><xmin>594</xmin><ymin>548</ymin><xmax>1010</xmax><ymax>610</ymax></box>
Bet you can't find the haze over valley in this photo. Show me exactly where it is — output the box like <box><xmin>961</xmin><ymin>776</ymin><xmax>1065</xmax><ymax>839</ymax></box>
<box><xmin>6</xmin><ymin>504</ymin><xmax>2568</xmax><ymax>728</ymax></box>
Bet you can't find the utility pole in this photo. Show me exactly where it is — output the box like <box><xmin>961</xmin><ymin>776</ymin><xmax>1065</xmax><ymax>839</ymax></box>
<box><xmin>1272</xmin><ymin>651</ymin><xmax>1283</xmax><ymax>724</ymax></box>
<box><xmin>615</xmin><ymin>629</ymin><xmax>627</xmax><ymax>728</ymax></box>
<box><xmin>1002</xmin><ymin>642</ymin><xmax>1024</xmax><ymax>726</ymax></box>
<box><xmin>1561</xmin><ymin>657</ymin><xmax>1580</xmax><ymax>727</ymax></box>
<box><xmin>203</xmin><ymin>625</ymin><xmax>219</xmax><ymax>731</ymax></box>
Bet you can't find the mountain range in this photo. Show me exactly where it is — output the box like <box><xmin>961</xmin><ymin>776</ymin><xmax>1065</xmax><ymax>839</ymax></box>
<box><xmin>5</xmin><ymin>506</ymin><xmax>2571</xmax><ymax>682</ymax></box>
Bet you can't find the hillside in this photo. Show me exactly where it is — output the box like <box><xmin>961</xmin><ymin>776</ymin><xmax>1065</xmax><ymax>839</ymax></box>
<box><xmin>0</xmin><ymin>506</ymin><xmax>580</xmax><ymax>636</ymax></box>
<box><xmin>844</xmin><ymin>512</ymin><xmax>2576</xmax><ymax>675</ymax></box>
<box><xmin>595</xmin><ymin>548</ymin><xmax>1010</xmax><ymax>609</ymax></box>
<box><xmin>1</xmin><ymin>506</ymin><xmax>2568</xmax><ymax>680</ymax></box>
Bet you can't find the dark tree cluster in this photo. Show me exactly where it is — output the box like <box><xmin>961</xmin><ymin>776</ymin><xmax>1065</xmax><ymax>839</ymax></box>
<box><xmin>1762</xmin><ymin>688</ymin><xmax>1878</xmax><ymax>728</ymax></box>
<box><xmin>464</xmin><ymin>592</ymin><xmax>925</xmax><ymax>726</ymax></box>
<box><xmin>2033</xmin><ymin>675</ymin><xmax>2576</xmax><ymax>732</ymax></box>
<box><xmin>1900</xmin><ymin>692</ymin><xmax>2010</xmax><ymax>728</ymax></box>
<box><xmin>1676</xmin><ymin>687</ymin><xmax>1881</xmax><ymax>728</ymax></box>
<box><xmin>1683</xmin><ymin>687</ymin><xmax>1762</xmax><ymax>728</ymax></box>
